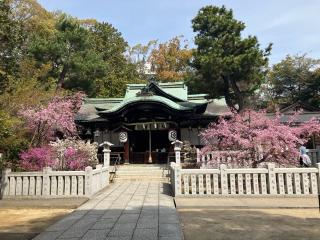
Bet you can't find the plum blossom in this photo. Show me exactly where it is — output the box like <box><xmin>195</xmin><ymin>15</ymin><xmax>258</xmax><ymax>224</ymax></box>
<box><xmin>19</xmin><ymin>146</ymin><xmax>57</xmax><ymax>171</ymax></box>
<box><xmin>20</xmin><ymin>138</ymin><xmax>98</xmax><ymax>171</ymax></box>
<box><xmin>50</xmin><ymin>138</ymin><xmax>98</xmax><ymax>170</ymax></box>
<box><xmin>19</xmin><ymin>92</ymin><xmax>85</xmax><ymax>146</ymax></box>
<box><xmin>201</xmin><ymin>109</ymin><xmax>320</xmax><ymax>167</ymax></box>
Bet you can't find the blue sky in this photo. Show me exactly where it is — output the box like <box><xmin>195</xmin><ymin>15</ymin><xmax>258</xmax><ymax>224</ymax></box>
<box><xmin>38</xmin><ymin>0</ymin><xmax>320</xmax><ymax>64</ymax></box>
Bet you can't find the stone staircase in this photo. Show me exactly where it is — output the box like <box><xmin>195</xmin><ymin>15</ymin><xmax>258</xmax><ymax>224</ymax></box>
<box><xmin>111</xmin><ymin>164</ymin><xmax>170</xmax><ymax>182</ymax></box>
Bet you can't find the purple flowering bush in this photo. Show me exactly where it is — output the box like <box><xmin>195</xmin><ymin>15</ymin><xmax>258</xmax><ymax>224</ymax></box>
<box><xmin>19</xmin><ymin>138</ymin><xmax>98</xmax><ymax>171</ymax></box>
<box><xmin>64</xmin><ymin>147</ymin><xmax>91</xmax><ymax>170</ymax></box>
<box><xmin>19</xmin><ymin>146</ymin><xmax>57</xmax><ymax>171</ymax></box>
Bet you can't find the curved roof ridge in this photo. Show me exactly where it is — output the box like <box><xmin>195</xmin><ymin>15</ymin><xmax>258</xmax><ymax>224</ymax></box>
<box><xmin>99</xmin><ymin>95</ymin><xmax>192</xmax><ymax>114</ymax></box>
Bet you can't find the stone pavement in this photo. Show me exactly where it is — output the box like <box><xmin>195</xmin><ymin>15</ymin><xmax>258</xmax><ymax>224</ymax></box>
<box><xmin>33</xmin><ymin>181</ymin><xmax>183</xmax><ymax>240</ymax></box>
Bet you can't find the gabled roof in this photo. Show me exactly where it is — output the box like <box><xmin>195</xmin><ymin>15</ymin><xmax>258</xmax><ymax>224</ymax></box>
<box><xmin>99</xmin><ymin>95</ymin><xmax>193</xmax><ymax>115</ymax></box>
<box><xmin>125</xmin><ymin>81</ymin><xmax>188</xmax><ymax>101</ymax></box>
<box><xmin>98</xmin><ymin>82</ymin><xmax>208</xmax><ymax>117</ymax></box>
<box><xmin>76</xmin><ymin>81</ymin><xmax>227</xmax><ymax>123</ymax></box>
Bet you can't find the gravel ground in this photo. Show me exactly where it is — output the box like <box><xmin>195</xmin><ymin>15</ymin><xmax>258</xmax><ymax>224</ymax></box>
<box><xmin>0</xmin><ymin>198</ymin><xmax>87</xmax><ymax>240</ymax></box>
<box><xmin>178</xmin><ymin>208</ymin><xmax>320</xmax><ymax>240</ymax></box>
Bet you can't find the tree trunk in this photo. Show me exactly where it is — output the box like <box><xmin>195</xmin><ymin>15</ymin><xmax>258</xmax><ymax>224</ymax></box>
<box><xmin>56</xmin><ymin>65</ymin><xmax>68</xmax><ymax>91</ymax></box>
<box><xmin>230</xmin><ymin>78</ymin><xmax>245</xmax><ymax>112</ymax></box>
<box><xmin>223</xmin><ymin>75</ymin><xmax>236</xmax><ymax>111</ymax></box>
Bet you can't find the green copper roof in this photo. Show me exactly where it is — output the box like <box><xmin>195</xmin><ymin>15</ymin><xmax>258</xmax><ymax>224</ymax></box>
<box><xmin>99</xmin><ymin>95</ymin><xmax>193</xmax><ymax>114</ymax></box>
<box><xmin>75</xmin><ymin>81</ymin><xmax>228</xmax><ymax>123</ymax></box>
<box><xmin>125</xmin><ymin>81</ymin><xmax>188</xmax><ymax>100</ymax></box>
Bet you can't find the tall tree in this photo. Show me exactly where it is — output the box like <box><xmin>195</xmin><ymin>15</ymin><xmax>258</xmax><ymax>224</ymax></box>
<box><xmin>28</xmin><ymin>14</ymin><xmax>106</xmax><ymax>95</ymax></box>
<box><xmin>266</xmin><ymin>54</ymin><xmax>320</xmax><ymax>108</ymax></box>
<box><xmin>190</xmin><ymin>5</ymin><xmax>271</xmax><ymax>111</ymax></box>
<box><xmin>89</xmin><ymin>22</ymin><xmax>141</xmax><ymax>97</ymax></box>
<box><xmin>0</xmin><ymin>0</ymin><xmax>24</xmax><ymax>92</ymax></box>
<box><xmin>149</xmin><ymin>36</ymin><xmax>193</xmax><ymax>82</ymax></box>
<box><xmin>9</xmin><ymin>0</ymin><xmax>56</xmax><ymax>36</ymax></box>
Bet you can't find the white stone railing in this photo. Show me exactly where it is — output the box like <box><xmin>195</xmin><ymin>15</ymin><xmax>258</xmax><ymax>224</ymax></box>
<box><xmin>0</xmin><ymin>164</ymin><xmax>109</xmax><ymax>198</ymax></box>
<box><xmin>170</xmin><ymin>163</ymin><xmax>320</xmax><ymax>197</ymax></box>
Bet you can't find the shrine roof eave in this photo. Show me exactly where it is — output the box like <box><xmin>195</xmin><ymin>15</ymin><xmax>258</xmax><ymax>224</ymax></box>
<box><xmin>98</xmin><ymin>95</ymin><xmax>207</xmax><ymax>116</ymax></box>
<box><xmin>75</xmin><ymin>116</ymin><xmax>108</xmax><ymax>123</ymax></box>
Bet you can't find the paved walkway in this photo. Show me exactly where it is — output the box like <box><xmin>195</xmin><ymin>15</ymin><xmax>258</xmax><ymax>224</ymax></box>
<box><xmin>34</xmin><ymin>181</ymin><xmax>183</xmax><ymax>240</ymax></box>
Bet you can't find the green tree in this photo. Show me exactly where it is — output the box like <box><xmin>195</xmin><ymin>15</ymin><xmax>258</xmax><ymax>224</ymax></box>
<box><xmin>0</xmin><ymin>0</ymin><xmax>24</xmax><ymax>92</ymax></box>
<box><xmin>9</xmin><ymin>0</ymin><xmax>56</xmax><ymax>36</ymax></box>
<box><xmin>0</xmin><ymin>76</ymin><xmax>56</xmax><ymax>166</ymax></box>
<box><xmin>89</xmin><ymin>22</ymin><xmax>141</xmax><ymax>97</ymax></box>
<box><xmin>266</xmin><ymin>54</ymin><xmax>320</xmax><ymax>108</ymax></box>
<box><xmin>29</xmin><ymin>14</ymin><xmax>106</xmax><ymax>95</ymax></box>
<box><xmin>190</xmin><ymin>5</ymin><xmax>271</xmax><ymax>111</ymax></box>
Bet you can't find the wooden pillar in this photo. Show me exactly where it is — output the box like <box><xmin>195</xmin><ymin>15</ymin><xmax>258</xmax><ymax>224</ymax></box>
<box><xmin>148</xmin><ymin>128</ymin><xmax>152</xmax><ymax>163</ymax></box>
<box><xmin>124</xmin><ymin>141</ymin><xmax>130</xmax><ymax>164</ymax></box>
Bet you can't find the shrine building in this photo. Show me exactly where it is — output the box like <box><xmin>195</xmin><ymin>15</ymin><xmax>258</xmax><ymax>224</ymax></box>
<box><xmin>75</xmin><ymin>81</ymin><xmax>229</xmax><ymax>164</ymax></box>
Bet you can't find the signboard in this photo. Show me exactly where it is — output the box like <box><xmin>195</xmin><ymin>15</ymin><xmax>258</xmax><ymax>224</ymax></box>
<box><xmin>119</xmin><ymin>132</ymin><xmax>128</xmax><ymax>143</ymax></box>
<box><xmin>168</xmin><ymin>130</ymin><xmax>177</xmax><ymax>141</ymax></box>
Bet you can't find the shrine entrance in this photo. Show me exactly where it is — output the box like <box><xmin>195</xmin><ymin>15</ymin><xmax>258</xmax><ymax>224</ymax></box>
<box><xmin>129</xmin><ymin>130</ymin><xmax>171</xmax><ymax>164</ymax></box>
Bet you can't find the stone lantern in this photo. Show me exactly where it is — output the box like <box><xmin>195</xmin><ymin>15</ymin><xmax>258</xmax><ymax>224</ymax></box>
<box><xmin>99</xmin><ymin>141</ymin><xmax>114</xmax><ymax>168</ymax></box>
<box><xmin>171</xmin><ymin>140</ymin><xmax>183</xmax><ymax>165</ymax></box>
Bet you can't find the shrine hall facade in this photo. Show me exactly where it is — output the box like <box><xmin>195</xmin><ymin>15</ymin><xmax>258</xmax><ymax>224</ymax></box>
<box><xmin>75</xmin><ymin>81</ymin><xmax>229</xmax><ymax>164</ymax></box>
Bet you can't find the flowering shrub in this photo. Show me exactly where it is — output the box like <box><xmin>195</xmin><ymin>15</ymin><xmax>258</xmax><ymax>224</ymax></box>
<box><xmin>20</xmin><ymin>138</ymin><xmax>98</xmax><ymax>171</ymax></box>
<box><xmin>50</xmin><ymin>138</ymin><xmax>98</xmax><ymax>170</ymax></box>
<box><xmin>19</xmin><ymin>146</ymin><xmax>56</xmax><ymax>171</ymax></box>
<box><xmin>19</xmin><ymin>92</ymin><xmax>85</xmax><ymax>146</ymax></box>
<box><xmin>63</xmin><ymin>147</ymin><xmax>90</xmax><ymax>170</ymax></box>
<box><xmin>201</xmin><ymin>109</ymin><xmax>320</xmax><ymax>167</ymax></box>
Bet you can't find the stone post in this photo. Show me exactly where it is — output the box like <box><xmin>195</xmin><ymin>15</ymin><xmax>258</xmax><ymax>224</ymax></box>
<box><xmin>220</xmin><ymin>164</ymin><xmax>228</xmax><ymax>195</ymax></box>
<box><xmin>1</xmin><ymin>168</ymin><xmax>11</xmax><ymax>197</ymax></box>
<box><xmin>99</xmin><ymin>141</ymin><xmax>113</xmax><ymax>168</ymax></box>
<box><xmin>174</xmin><ymin>164</ymin><xmax>182</xmax><ymax>196</ymax></box>
<box><xmin>317</xmin><ymin>163</ymin><xmax>320</xmax><ymax>194</ymax></box>
<box><xmin>171</xmin><ymin>140</ymin><xmax>183</xmax><ymax>166</ymax></box>
<box><xmin>96</xmin><ymin>164</ymin><xmax>103</xmax><ymax>190</ymax></box>
<box><xmin>196</xmin><ymin>148</ymin><xmax>200</xmax><ymax>163</ymax></box>
<box><xmin>85</xmin><ymin>166</ymin><xmax>93</xmax><ymax>197</ymax></box>
<box><xmin>267</xmin><ymin>163</ymin><xmax>277</xmax><ymax>195</ymax></box>
<box><xmin>42</xmin><ymin>167</ymin><xmax>52</xmax><ymax>196</ymax></box>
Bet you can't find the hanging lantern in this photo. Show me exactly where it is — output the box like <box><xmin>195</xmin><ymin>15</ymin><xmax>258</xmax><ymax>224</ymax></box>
<box><xmin>168</xmin><ymin>130</ymin><xmax>177</xmax><ymax>141</ymax></box>
<box><xmin>119</xmin><ymin>132</ymin><xmax>128</xmax><ymax>143</ymax></box>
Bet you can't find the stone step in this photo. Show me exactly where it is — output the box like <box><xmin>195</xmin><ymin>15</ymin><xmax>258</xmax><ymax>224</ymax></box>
<box><xmin>117</xmin><ymin>167</ymin><xmax>168</xmax><ymax>171</ymax></box>
<box><xmin>116</xmin><ymin>170</ymin><xmax>169</xmax><ymax>175</ymax></box>
<box><xmin>113</xmin><ymin>176</ymin><xmax>169</xmax><ymax>182</ymax></box>
<box><xmin>110</xmin><ymin>167</ymin><xmax>168</xmax><ymax>173</ymax></box>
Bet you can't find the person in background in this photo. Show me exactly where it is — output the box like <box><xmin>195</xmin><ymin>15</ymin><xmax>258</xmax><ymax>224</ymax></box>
<box><xmin>299</xmin><ymin>146</ymin><xmax>312</xmax><ymax>167</ymax></box>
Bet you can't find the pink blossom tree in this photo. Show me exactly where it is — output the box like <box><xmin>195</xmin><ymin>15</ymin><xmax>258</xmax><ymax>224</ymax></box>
<box><xmin>19</xmin><ymin>92</ymin><xmax>85</xmax><ymax>146</ymax></box>
<box><xmin>19</xmin><ymin>146</ymin><xmax>57</xmax><ymax>171</ymax></box>
<box><xmin>201</xmin><ymin>110</ymin><xmax>320</xmax><ymax>167</ymax></box>
<box><xmin>19</xmin><ymin>139</ymin><xmax>98</xmax><ymax>171</ymax></box>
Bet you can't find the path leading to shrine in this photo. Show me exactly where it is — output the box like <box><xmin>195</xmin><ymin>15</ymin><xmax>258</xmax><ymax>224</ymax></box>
<box><xmin>34</xmin><ymin>181</ymin><xmax>183</xmax><ymax>240</ymax></box>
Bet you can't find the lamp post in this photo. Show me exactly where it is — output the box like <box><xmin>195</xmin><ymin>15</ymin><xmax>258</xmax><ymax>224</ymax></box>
<box><xmin>148</xmin><ymin>127</ymin><xmax>152</xmax><ymax>163</ymax></box>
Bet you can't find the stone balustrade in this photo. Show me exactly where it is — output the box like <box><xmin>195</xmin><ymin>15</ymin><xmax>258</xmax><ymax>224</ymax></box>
<box><xmin>0</xmin><ymin>164</ymin><xmax>109</xmax><ymax>198</ymax></box>
<box><xmin>170</xmin><ymin>162</ymin><xmax>320</xmax><ymax>197</ymax></box>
